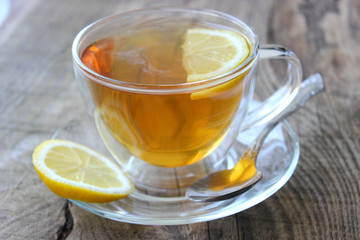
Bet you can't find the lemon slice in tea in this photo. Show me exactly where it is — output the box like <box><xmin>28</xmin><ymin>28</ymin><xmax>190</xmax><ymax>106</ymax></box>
<box><xmin>182</xmin><ymin>28</ymin><xmax>250</xmax><ymax>82</ymax></box>
<box><xmin>32</xmin><ymin>140</ymin><xmax>133</xmax><ymax>203</ymax></box>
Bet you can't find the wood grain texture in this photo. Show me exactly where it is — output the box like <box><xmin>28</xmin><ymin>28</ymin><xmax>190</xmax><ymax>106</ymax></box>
<box><xmin>0</xmin><ymin>0</ymin><xmax>359</xmax><ymax>239</ymax></box>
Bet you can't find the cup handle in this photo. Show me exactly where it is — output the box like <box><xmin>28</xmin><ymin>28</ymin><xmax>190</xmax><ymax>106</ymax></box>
<box><xmin>240</xmin><ymin>44</ymin><xmax>303</xmax><ymax>131</ymax></box>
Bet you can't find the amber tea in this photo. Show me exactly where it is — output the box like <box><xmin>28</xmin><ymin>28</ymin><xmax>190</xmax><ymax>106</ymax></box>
<box><xmin>81</xmin><ymin>21</ymin><xmax>251</xmax><ymax>167</ymax></box>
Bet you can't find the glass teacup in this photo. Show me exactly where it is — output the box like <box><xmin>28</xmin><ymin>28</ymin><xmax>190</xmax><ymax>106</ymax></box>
<box><xmin>72</xmin><ymin>7</ymin><xmax>302</xmax><ymax>197</ymax></box>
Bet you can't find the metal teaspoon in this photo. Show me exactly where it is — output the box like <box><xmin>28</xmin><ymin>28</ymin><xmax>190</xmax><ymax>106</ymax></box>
<box><xmin>186</xmin><ymin>73</ymin><xmax>325</xmax><ymax>202</ymax></box>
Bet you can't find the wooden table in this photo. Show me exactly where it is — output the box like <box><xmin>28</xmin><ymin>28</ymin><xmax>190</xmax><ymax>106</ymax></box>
<box><xmin>1</xmin><ymin>0</ymin><xmax>359</xmax><ymax>239</ymax></box>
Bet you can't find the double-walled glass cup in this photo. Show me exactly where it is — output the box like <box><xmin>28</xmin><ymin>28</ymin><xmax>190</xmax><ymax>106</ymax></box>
<box><xmin>72</xmin><ymin>8</ymin><xmax>302</xmax><ymax>198</ymax></box>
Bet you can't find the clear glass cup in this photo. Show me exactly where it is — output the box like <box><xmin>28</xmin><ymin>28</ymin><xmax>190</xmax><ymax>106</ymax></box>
<box><xmin>72</xmin><ymin>7</ymin><xmax>302</xmax><ymax>198</ymax></box>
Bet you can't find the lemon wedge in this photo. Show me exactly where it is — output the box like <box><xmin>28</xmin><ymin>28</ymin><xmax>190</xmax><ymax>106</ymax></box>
<box><xmin>32</xmin><ymin>140</ymin><xmax>133</xmax><ymax>203</ymax></box>
<box><xmin>182</xmin><ymin>28</ymin><xmax>250</xmax><ymax>82</ymax></box>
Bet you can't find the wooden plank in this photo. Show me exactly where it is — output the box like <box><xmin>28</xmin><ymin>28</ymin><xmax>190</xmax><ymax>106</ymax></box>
<box><xmin>0</xmin><ymin>0</ymin><xmax>359</xmax><ymax>239</ymax></box>
<box><xmin>263</xmin><ymin>0</ymin><xmax>360</xmax><ymax>239</ymax></box>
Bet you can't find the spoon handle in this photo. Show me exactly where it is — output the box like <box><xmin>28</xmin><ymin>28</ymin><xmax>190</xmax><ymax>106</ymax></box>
<box><xmin>253</xmin><ymin>73</ymin><xmax>325</xmax><ymax>152</ymax></box>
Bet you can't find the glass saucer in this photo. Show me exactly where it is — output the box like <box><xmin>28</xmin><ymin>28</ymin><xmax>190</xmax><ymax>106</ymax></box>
<box><xmin>52</xmin><ymin>108</ymin><xmax>299</xmax><ymax>225</ymax></box>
